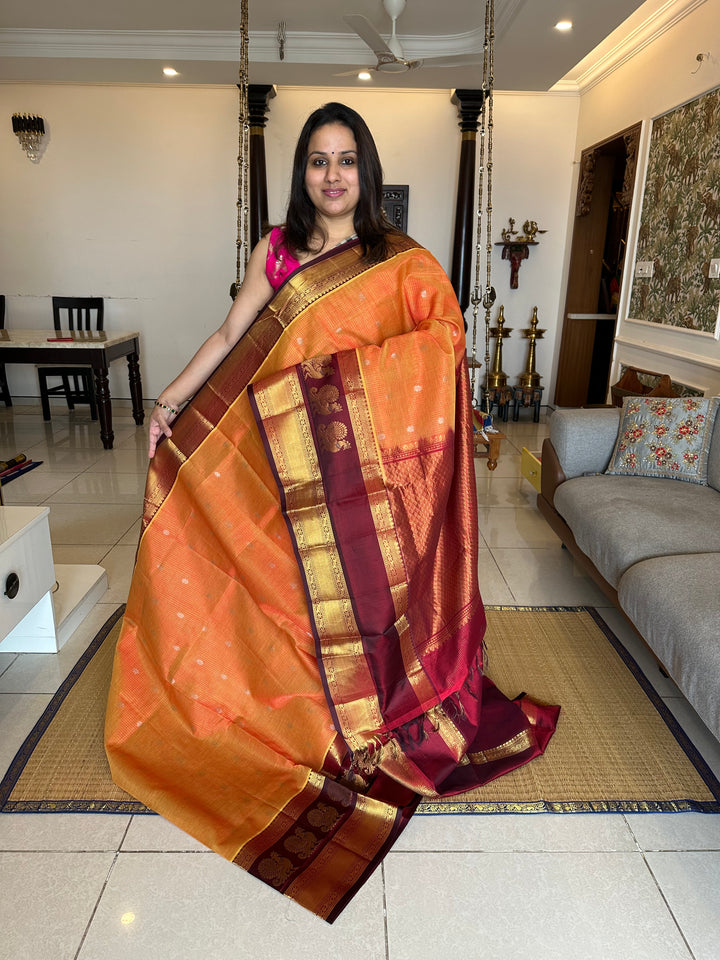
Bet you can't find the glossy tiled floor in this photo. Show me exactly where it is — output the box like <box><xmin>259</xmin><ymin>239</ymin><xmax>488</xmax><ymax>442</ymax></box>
<box><xmin>1</xmin><ymin>402</ymin><xmax>719</xmax><ymax>960</ymax></box>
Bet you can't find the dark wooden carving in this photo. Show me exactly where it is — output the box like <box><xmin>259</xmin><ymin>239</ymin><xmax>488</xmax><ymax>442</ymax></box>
<box><xmin>576</xmin><ymin>149</ymin><xmax>596</xmax><ymax>217</ymax></box>
<box><xmin>382</xmin><ymin>185</ymin><xmax>409</xmax><ymax>232</ymax></box>
<box><xmin>619</xmin><ymin>129</ymin><xmax>640</xmax><ymax>208</ymax></box>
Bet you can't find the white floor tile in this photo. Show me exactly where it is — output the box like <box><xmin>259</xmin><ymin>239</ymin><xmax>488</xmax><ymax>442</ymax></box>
<box><xmin>52</xmin><ymin>543</ymin><xmax>109</xmax><ymax>565</ymax></box>
<box><xmin>0</xmin><ymin>423</ymin><xmax>69</xmax><ymax>452</ymax></box>
<box><xmin>478</xmin><ymin>505</ymin><xmax>561</xmax><ymax>549</ymax></box>
<box><xmin>478</xmin><ymin>546</ymin><xmax>515</xmax><ymax>604</ymax></box>
<box><xmin>119</xmin><ymin>519</ymin><xmax>142</xmax><ymax>545</ymax></box>
<box><xmin>0</xmin><ymin>813</ymin><xmax>129</xmax><ymax>851</ymax></box>
<box><xmin>475</xmin><ymin>474</ymin><xmax>536</xmax><ymax>507</ymax></box>
<box><xmin>625</xmin><ymin>813</ymin><xmax>720</xmax><ymax>851</ymax></box>
<box><xmin>47</xmin><ymin>502</ymin><xmax>141</xmax><ymax>544</ymax></box>
<box><xmin>96</xmin><ymin>543</ymin><xmax>136</xmax><ymax>604</ymax></box>
<box><xmin>661</xmin><ymin>698</ymin><xmax>720</xmax><ymax>780</ymax></box>
<box><xmin>78</xmin><ymin>852</ymin><xmax>387</xmax><ymax>960</ymax></box>
<box><xmin>0</xmin><ymin>602</ymin><xmax>114</xmax><ymax>694</ymax></box>
<box><xmin>0</xmin><ymin>652</ymin><xmax>18</xmax><ymax>678</ymax></box>
<box><xmin>0</xmin><ymin>851</ymin><xmax>116</xmax><ymax>960</ymax></box>
<box><xmin>46</xmin><ymin>472</ymin><xmax>146</xmax><ymax>505</ymax></box>
<box><xmin>474</xmin><ymin>450</ymin><xmax>522</xmax><ymax>478</ymax></box>
<box><xmin>397</xmin><ymin>812</ymin><xmax>636</xmax><ymax>852</ymax></box>
<box><xmin>0</xmin><ymin>693</ymin><xmax>52</xmax><ymax>778</ymax></box>
<box><xmin>121</xmin><ymin>815</ymin><xmax>207</xmax><ymax>852</ymax></box>
<box><xmin>1</xmin><ymin>469</ymin><xmax>74</xmax><ymax>504</ymax></box>
<box><xmin>384</xmin><ymin>852</ymin><xmax>693</xmax><ymax>960</ymax></box>
<box><xmin>22</xmin><ymin>441</ymin><xmax>107</xmax><ymax>472</ymax></box>
<box><xmin>84</xmin><ymin>445</ymin><xmax>151</xmax><ymax>474</ymax></box>
<box><xmin>646</xmin><ymin>852</ymin><xmax>720</xmax><ymax>960</ymax></box>
<box><xmin>114</xmin><ymin>427</ymin><xmax>151</xmax><ymax>452</ymax></box>
<box><xmin>491</xmin><ymin>545</ymin><xmax>609</xmax><ymax>605</ymax></box>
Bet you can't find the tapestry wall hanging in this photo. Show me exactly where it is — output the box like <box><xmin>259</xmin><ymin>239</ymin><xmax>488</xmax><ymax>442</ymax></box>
<box><xmin>628</xmin><ymin>86</ymin><xmax>720</xmax><ymax>337</ymax></box>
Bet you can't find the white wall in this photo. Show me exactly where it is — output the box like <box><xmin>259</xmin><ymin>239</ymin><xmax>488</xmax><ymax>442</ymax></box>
<box><xmin>569</xmin><ymin>0</ymin><xmax>720</xmax><ymax>398</ymax></box>
<box><xmin>0</xmin><ymin>82</ymin><xmax>578</xmax><ymax>403</ymax></box>
<box><xmin>0</xmin><ymin>84</ymin><xmax>239</xmax><ymax>400</ymax></box>
<box><xmin>478</xmin><ymin>91</ymin><xmax>579</xmax><ymax>402</ymax></box>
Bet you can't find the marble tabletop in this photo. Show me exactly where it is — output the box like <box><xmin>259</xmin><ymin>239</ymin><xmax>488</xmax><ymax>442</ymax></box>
<box><xmin>0</xmin><ymin>329</ymin><xmax>139</xmax><ymax>348</ymax></box>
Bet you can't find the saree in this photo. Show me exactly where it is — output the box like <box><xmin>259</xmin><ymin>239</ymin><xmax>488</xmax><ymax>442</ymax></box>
<box><xmin>105</xmin><ymin>233</ymin><xmax>558</xmax><ymax>922</ymax></box>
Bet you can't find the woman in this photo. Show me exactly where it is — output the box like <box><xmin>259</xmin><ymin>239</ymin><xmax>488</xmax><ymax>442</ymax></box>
<box><xmin>106</xmin><ymin>102</ymin><xmax>558</xmax><ymax>922</ymax></box>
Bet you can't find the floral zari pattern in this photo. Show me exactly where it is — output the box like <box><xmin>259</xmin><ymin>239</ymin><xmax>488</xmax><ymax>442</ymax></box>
<box><xmin>607</xmin><ymin>396</ymin><xmax>719</xmax><ymax>483</ymax></box>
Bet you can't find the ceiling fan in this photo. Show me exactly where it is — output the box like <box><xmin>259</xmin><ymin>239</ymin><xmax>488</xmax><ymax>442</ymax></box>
<box><xmin>344</xmin><ymin>0</ymin><xmax>482</xmax><ymax>74</ymax></box>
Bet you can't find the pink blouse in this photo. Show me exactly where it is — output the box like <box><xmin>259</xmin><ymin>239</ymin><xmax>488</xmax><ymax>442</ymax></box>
<box><xmin>265</xmin><ymin>226</ymin><xmax>301</xmax><ymax>291</ymax></box>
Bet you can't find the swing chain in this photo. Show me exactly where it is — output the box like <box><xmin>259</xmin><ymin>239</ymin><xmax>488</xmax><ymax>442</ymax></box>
<box><xmin>235</xmin><ymin>0</ymin><xmax>250</xmax><ymax>294</ymax></box>
<box><xmin>469</xmin><ymin>0</ymin><xmax>495</xmax><ymax>412</ymax></box>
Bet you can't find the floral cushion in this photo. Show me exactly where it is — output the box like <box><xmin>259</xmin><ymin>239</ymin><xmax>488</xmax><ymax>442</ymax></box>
<box><xmin>606</xmin><ymin>396</ymin><xmax>719</xmax><ymax>484</ymax></box>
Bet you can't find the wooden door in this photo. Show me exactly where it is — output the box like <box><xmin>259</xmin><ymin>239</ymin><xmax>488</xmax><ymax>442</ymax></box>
<box><xmin>554</xmin><ymin>124</ymin><xmax>641</xmax><ymax>407</ymax></box>
<box><xmin>555</xmin><ymin>155</ymin><xmax>614</xmax><ymax>406</ymax></box>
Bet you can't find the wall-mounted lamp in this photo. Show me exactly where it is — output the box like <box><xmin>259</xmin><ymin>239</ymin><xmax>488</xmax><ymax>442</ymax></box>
<box><xmin>12</xmin><ymin>113</ymin><xmax>46</xmax><ymax>162</ymax></box>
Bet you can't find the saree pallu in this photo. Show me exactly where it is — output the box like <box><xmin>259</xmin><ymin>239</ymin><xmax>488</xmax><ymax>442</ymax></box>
<box><xmin>105</xmin><ymin>233</ymin><xmax>558</xmax><ymax>922</ymax></box>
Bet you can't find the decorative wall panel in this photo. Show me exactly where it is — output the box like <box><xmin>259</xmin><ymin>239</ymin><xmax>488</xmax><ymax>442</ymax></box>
<box><xmin>628</xmin><ymin>87</ymin><xmax>720</xmax><ymax>336</ymax></box>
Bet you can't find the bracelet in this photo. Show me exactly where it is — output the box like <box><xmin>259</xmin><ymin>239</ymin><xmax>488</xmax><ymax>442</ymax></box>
<box><xmin>154</xmin><ymin>400</ymin><xmax>178</xmax><ymax>416</ymax></box>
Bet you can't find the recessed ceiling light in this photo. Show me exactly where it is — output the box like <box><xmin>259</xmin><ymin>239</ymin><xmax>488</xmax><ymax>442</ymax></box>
<box><xmin>163</xmin><ymin>67</ymin><xmax>179</xmax><ymax>77</ymax></box>
<box><xmin>555</xmin><ymin>20</ymin><xmax>572</xmax><ymax>31</ymax></box>
<box><xmin>358</xmin><ymin>70</ymin><xmax>372</xmax><ymax>81</ymax></box>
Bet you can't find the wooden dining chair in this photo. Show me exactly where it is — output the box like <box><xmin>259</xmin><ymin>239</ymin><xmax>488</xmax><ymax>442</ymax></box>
<box><xmin>37</xmin><ymin>297</ymin><xmax>103</xmax><ymax>421</ymax></box>
<box><xmin>0</xmin><ymin>296</ymin><xmax>11</xmax><ymax>407</ymax></box>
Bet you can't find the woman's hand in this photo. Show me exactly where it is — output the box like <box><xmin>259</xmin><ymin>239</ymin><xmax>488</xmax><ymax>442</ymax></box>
<box><xmin>148</xmin><ymin>399</ymin><xmax>180</xmax><ymax>458</ymax></box>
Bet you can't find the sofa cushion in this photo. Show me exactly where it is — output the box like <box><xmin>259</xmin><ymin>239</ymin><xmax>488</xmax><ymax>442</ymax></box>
<box><xmin>606</xmin><ymin>396</ymin><xmax>719</xmax><ymax>485</ymax></box>
<box><xmin>549</xmin><ymin>407</ymin><xmax>621</xmax><ymax>479</ymax></box>
<box><xmin>707</xmin><ymin>412</ymin><xmax>720</xmax><ymax>493</ymax></box>
<box><xmin>618</xmin><ymin>554</ymin><xmax>720</xmax><ymax>740</ymax></box>
<box><xmin>553</xmin><ymin>474</ymin><xmax>720</xmax><ymax>587</ymax></box>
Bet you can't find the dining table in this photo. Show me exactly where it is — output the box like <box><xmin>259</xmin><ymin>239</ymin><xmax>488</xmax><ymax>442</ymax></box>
<box><xmin>0</xmin><ymin>329</ymin><xmax>144</xmax><ymax>450</ymax></box>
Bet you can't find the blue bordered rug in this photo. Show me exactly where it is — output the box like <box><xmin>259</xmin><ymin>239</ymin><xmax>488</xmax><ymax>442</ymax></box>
<box><xmin>1</xmin><ymin>604</ymin><xmax>718</xmax><ymax>814</ymax></box>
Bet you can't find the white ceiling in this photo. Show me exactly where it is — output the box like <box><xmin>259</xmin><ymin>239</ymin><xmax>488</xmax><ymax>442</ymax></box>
<box><xmin>0</xmin><ymin>0</ymin><xmax>684</xmax><ymax>91</ymax></box>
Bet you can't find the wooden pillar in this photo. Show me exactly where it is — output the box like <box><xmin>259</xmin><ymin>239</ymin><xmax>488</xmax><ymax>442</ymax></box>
<box><xmin>450</xmin><ymin>89</ymin><xmax>485</xmax><ymax>316</ymax></box>
<box><xmin>247</xmin><ymin>84</ymin><xmax>276</xmax><ymax>249</ymax></box>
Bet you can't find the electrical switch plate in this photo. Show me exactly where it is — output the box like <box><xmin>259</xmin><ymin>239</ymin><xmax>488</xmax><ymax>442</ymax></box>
<box><xmin>635</xmin><ymin>261</ymin><xmax>654</xmax><ymax>278</ymax></box>
<box><xmin>709</xmin><ymin>259</ymin><xmax>720</xmax><ymax>279</ymax></box>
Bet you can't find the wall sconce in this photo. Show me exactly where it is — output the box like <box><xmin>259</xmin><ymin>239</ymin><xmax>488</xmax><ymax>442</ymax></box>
<box><xmin>12</xmin><ymin>113</ymin><xmax>46</xmax><ymax>162</ymax></box>
<box><xmin>496</xmin><ymin>218</ymin><xmax>547</xmax><ymax>289</ymax></box>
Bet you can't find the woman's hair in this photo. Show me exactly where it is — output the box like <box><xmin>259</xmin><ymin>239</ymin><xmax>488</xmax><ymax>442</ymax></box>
<box><xmin>284</xmin><ymin>102</ymin><xmax>398</xmax><ymax>263</ymax></box>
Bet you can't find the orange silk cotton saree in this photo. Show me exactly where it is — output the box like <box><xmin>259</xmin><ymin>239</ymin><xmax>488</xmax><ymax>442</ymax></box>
<box><xmin>105</xmin><ymin>233</ymin><xmax>558</xmax><ymax>921</ymax></box>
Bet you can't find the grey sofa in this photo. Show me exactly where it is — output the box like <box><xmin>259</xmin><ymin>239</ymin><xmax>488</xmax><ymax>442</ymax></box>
<box><xmin>537</xmin><ymin>406</ymin><xmax>720</xmax><ymax>742</ymax></box>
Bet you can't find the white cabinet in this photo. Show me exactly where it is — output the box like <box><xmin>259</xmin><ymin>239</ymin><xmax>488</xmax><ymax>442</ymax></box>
<box><xmin>0</xmin><ymin>506</ymin><xmax>108</xmax><ymax>653</ymax></box>
<box><xmin>0</xmin><ymin>506</ymin><xmax>56</xmax><ymax>651</ymax></box>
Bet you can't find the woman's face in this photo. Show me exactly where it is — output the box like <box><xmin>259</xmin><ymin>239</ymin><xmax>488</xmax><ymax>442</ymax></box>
<box><xmin>304</xmin><ymin>123</ymin><xmax>360</xmax><ymax>226</ymax></box>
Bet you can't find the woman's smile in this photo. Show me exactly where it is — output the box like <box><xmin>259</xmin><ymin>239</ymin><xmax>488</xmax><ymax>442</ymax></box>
<box><xmin>304</xmin><ymin>122</ymin><xmax>360</xmax><ymax>226</ymax></box>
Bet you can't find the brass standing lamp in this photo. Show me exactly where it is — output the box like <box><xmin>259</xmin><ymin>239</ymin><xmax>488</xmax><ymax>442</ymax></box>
<box><xmin>518</xmin><ymin>306</ymin><xmax>545</xmax><ymax>390</ymax></box>
<box><xmin>487</xmin><ymin>305</ymin><xmax>512</xmax><ymax>391</ymax></box>
<box><xmin>512</xmin><ymin>305</ymin><xmax>545</xmax><ymax>422</ymax></box>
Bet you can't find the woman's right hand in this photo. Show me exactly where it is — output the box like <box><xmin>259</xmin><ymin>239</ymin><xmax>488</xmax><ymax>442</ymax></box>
<box><xmin>148</xmin><ymin>399</ymin><xmax>180</xmax><ymax>458</ymax></box>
